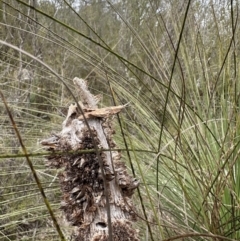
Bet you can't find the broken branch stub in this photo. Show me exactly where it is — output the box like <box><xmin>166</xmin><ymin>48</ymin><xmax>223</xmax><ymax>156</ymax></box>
<box><xmin>41</xmin><ymin>77</ymin><xmax>140</xmax><ymax>241</ymax></box>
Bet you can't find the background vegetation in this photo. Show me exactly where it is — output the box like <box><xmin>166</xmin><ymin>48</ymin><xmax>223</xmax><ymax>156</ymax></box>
<box><xmin>0</xmin><ymin>0</ymin><xmax>240</xmax><ymax>240</ymax></box>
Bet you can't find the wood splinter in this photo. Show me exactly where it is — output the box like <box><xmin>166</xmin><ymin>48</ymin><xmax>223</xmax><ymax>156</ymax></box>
<box><xmin>41</xmin><ymin>77</ymin><xmax>140</xmax><ymax>241</ymax></box>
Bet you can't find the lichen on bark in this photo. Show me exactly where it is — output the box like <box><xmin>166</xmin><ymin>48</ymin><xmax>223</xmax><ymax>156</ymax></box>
<box><xmin>41</xmin><ymin>78</ymin><xmax>140</xmax><ymax>241</ymax></box>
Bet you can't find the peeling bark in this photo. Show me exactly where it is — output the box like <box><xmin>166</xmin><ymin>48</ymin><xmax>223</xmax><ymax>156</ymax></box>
<box><xmin>41</xmin><ymin>78</ymin><xmax>140</xmax><ymax>241</ymax></box>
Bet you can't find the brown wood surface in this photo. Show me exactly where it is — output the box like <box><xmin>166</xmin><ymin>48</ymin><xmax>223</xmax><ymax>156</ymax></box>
<box><xmin>41</xmin><ymin>78</ymin><xmax>139</xmax><ymax>241</ymax></box>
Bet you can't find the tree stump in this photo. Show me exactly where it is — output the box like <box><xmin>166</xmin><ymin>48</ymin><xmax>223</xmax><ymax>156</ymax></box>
<box><xmin>41</xmin><ymin>78</ymin><xmax>140</xmax><ymax>241</ymax></box>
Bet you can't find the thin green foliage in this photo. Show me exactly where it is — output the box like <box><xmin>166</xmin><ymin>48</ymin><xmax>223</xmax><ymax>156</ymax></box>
<box><xmin>1</xmin><ymin>0</ymin><xmax>240</xmax><ymax>240</ymax></box>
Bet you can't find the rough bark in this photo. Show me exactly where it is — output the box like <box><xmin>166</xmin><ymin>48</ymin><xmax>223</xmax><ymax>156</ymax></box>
<box><xmin>41</xmin><ymin>77</ymin><xmax>140</xmax><ymax>241</ymax></box>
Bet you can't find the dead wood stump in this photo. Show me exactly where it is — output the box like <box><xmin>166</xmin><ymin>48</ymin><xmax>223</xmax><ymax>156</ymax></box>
<box><xmin>41</xmin><ymin>78</ymin><xmax>140</xmax><ymax>241</ymax></box>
